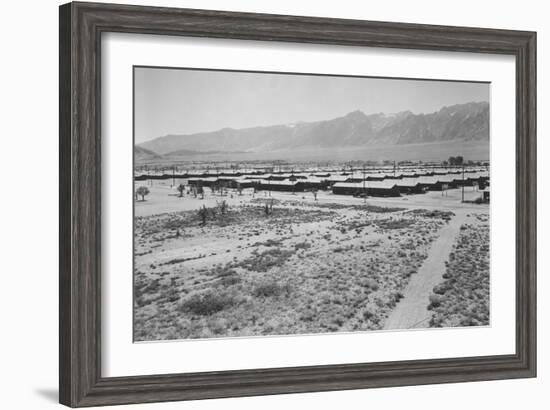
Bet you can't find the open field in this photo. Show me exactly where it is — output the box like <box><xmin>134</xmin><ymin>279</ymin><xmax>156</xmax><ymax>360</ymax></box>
<box><xmin>133</xmin><ymin>181</ymin><xmax>489</xmax><ymax>341</ymax></box>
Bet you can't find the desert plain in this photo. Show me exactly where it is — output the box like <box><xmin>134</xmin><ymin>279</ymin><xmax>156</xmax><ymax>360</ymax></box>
<box><xmin>133</xmin><ymin>176</ymin><xmax>489</xmax><ymax>341</ymax></box>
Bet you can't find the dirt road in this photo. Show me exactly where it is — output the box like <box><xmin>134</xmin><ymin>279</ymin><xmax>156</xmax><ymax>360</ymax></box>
<box><xmin>383</xmin><ymin>210</ymin><xmax>470</xmax><ymax>330</ymax></box>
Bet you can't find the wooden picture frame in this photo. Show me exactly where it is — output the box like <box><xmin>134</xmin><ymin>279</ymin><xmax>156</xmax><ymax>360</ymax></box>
<box><xmin>59</xmin><ymin>1</ymin><xmax>536</xmax><ymax>407</ymax></box>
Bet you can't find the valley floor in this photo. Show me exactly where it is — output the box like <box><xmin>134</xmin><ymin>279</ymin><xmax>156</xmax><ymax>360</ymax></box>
<box><xmin>133</xmin><ymin>184</ymin><xmax>489</xmax><ymax>341</ymax></box>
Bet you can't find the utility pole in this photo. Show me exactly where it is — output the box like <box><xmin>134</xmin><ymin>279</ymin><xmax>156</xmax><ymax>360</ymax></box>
<box><xmin>362</xmin><ymin>165</ymin><xmax>366</xmax><ymax>204</ymax></box>
<box><xmin>461</xmin><ymin>164</ymin><xmax>465</xmax><ymax>202</ymax></box>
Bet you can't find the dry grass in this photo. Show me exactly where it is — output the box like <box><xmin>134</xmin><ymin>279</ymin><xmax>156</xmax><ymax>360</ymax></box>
<box><xmin>429</xmin><ymin>217</ymin><xmax>490</xmax><ymax>327</ymax></box>
<box><xmin>134</xmin><ymin>201</ymin><xmax>452</xmax><ymax>341</ymax></box>
<box><xmin>179</xmin><ymin>290</ymin><xmax>239</xmax><ymax>316</ymax></box>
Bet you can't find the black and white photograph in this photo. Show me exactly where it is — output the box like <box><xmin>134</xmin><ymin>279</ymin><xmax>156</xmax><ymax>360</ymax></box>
<box><xmin>133</xmin><ymin>67</ymin><xmax>490</xmax><ymax>341</ymax></box>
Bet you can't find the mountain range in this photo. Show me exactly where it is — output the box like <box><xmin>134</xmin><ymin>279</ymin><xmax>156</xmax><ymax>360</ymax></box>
<box><xmin>137</xmin><ymin>101</ymin><xmax>489</xmax><ymax>158</ymax></box>
<box><xmin>134</xmin><ymin>146</ymin><xmax>163</xmax><ymax>162</ymax></box>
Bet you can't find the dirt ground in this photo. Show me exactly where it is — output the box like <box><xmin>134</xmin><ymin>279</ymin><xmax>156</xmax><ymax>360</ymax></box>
<box><xmin>133</xmin><ymin>182</ymin><xmax>489</xmax><ymax>341</ymax></box>
<box><xmin>135</xmin><ymin>179</ymin><xmax>486</xmax><ymax>216</ymax></box>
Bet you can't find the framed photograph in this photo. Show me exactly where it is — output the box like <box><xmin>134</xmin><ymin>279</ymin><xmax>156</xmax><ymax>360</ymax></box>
<box><xmin>59</xmin><ymin>2</ymin><xmax>536</xmax><ymax>407</ymax></box>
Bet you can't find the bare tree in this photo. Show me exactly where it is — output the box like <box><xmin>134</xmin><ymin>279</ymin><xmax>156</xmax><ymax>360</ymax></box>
<box><xmin>264</xmin><ymin>198</ymin><xmax>274</xmax><ymax>216</ymax></box>
<box><xmin>218</xmin><ymin>200</ymin><xmax>228</xmax><ymax>216</ymax></box>
<box><xmin>177</xmin><ymin>184</ymin><xmax>185</xmax><ymax>198</ymax></box>
<box><xmin>198</xmin><ymin>205</ymin><xmax>208</xmax><ymax>225</ymax></box>
<box><xmin>136</xmin><ymin>186</ymin><xmax>150</xmax><ymax>201</ymax></box>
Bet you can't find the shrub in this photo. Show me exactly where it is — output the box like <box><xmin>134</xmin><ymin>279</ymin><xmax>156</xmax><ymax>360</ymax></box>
<box><xmin>294</xmin><ymin>241</ymin><xmax>311</xmax><ymax>251</ymax></box>
<box><xmin>363</xmin><ymin>278</ymin><xmax>379</xmax><ymax>291</ymax></box>
<box><xmin>179</xmin><ymin>291</ymin><xmax>237</xmax><ymax>316</ymax></box>
<box><xmin>253</xmin><ymin>281</ymin><xmax>291</xmax><ymax>298</ymax></box>
<box><xmin>238</xmin><ymin>248</ymin><xmax>295</xmax><ymax>272</ymax></box>
<box><xmin>376</xmin><ymin>218</ymin><xmax>416</xmax><ymax>230</ymax></box>
<box><xmin>433</xmin><ymin>284</ymin><xmax>449</xmax><ymax>295</ymax></box>
<box><xmin>362</xmin><ymin>205</ymin><xmax>404</xmax><ymax>213</ymax></box>
<box><xmin>428</xmin><ymin>294</ymin><xmax>443</xmax><ymax>308</ymax></box>
<box><xmin>219</xmin><ymin>274</ymin><xmax>241</xmax><ymax>286</ymax></box>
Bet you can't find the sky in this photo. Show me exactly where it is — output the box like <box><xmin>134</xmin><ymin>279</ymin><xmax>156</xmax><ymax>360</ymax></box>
<box><xmin>134</xmin><ymin>67</ymin><xmax>489</xmax><ymax>144</ymax></box>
